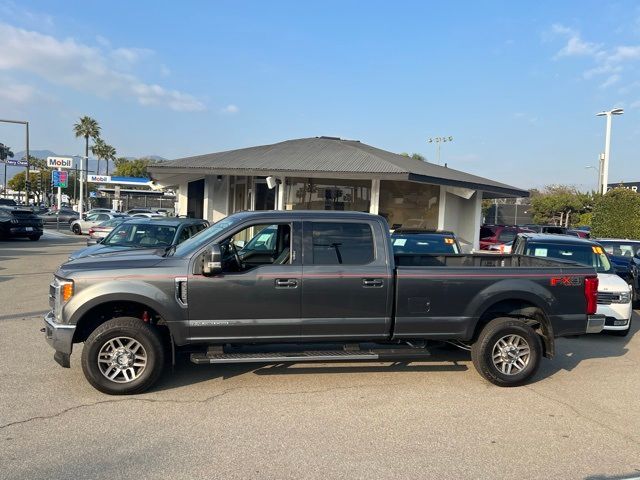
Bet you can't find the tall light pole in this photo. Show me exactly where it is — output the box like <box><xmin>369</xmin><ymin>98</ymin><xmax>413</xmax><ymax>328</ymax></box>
<box><xmin>427</xmin><ymin>136</ymin><xmax>454</xmax><ymax>165</ymax></box>
<box><xmin>596</xmin><ymin>108</ymin><xmax>623</xmax><ymax>194</ymax></box>
<box><xmin>0</xmin><ymin>119</ymin><xmax>29</xmax><ymax>203</ymax></box>
<box><xmin>73</xmin><ymin>155</ymin><xmax>88</xmax><ymax>216</ymax></box>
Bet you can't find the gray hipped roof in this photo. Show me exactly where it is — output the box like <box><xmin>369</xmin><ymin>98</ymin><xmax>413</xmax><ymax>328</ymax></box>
<box><xmin>150</xmin><ymin>136</ymin><xmax>528</xmax><ymax>198</ymax></box>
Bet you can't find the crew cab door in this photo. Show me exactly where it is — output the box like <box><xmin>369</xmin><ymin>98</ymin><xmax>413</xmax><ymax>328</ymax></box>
<box><xmin>300</xmin><ymin>220</ymin><xmax>393</xmax><ymax>340</ymax></box>
<box><xmin>186</xmin><ymin>221</ymin><xmax>302</xmax><ymax>342</ymax></box>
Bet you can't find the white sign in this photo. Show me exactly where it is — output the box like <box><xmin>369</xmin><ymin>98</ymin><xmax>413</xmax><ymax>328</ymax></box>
<box><xmin>88</xmin><ymin>175</ymin><xmax>112</xmax><ymax>183</ymax></box>
<box><xmin>47</xmin><ymin>156</ymin><xmax>73</xmax><ymax>169</ymax></box>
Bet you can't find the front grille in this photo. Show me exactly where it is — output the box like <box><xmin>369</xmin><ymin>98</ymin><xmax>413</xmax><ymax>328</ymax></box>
<box><xmin>597</xmin><ymin>292</ymin><xmax>621</xmax><ymax>305</ymax></box>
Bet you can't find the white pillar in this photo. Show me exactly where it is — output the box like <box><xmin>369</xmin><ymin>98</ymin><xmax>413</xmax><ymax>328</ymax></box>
<box><xmin>437</xmin><ymin>186</ymin><xmax>447</xmax><ymax>230</ymax></box>
<box><xmin>277</xmin><ymin>176</ymin><xmax>286</xmax><ymax>210</ymax></box>
<box><xmin>369</xmin><ymin>179</ymin><xmax>380</xmax><ymax>214</ymax></box>
<box><xmin>472</xmin><ymin>191</ymin><xmax>482</xmax><ymax>251</ymax></box>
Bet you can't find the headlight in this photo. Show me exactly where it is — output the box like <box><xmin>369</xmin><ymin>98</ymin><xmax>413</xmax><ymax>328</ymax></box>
<box><xmin>615</xmin><ymin>291</ymin><xmax>631</xmax><ymax>304</ymax></box>
<box><xmin>53</xmin><ymin>277</ymin><xmax>74</xmax><ymax>322</ymax></box>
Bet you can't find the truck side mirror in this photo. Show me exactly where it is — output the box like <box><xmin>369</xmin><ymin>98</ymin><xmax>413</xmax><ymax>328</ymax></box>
<box><xmin>203</xmin><ymin>244</ymin><xmax>222</xmax><ymax>276</ymax></box>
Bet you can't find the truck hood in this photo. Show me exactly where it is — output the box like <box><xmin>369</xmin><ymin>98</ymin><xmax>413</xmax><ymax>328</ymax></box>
<box><xmin>69</xmin><ymin>244</ymin><xmax>165</xmax><ymax>260</ymax></box>
<box><xmin>597</xmin><ymin>272</ymin><xmax>632</xmax><ymax>292</ymax></box>
<box><xmin>61</xmin><ymin>248</ymin><xmax>167</xmax><ymax>273</ymax></box>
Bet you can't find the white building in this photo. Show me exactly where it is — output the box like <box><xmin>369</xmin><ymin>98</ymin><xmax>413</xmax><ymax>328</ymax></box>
<box><xmin>149</xmin><ymin>136</ymin><xmax>527</xmax><ymax>250</ymax></box>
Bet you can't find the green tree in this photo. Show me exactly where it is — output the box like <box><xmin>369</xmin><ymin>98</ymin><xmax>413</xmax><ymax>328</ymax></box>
<box><xmin>591</xmin><ymin>188</ymin><xmax>640</xmax><ymax>239</ymax></box>
<box><xmin>0</xmin><ymin>143</ymin><xmax>14</xmax><ymax>161</ymax></box>
<box><xmin>73</xmin><ymin>115</ymin><xmax>101</xmax><ymax>175</ymax></box>
<box><xmin>113</xmin><ymin>157</ymin><xmax>152</xmax><ymax>178</ymax></box>
<box><xmin>400</xmin><ymin>152</ymin><xmax>426</xmax><ymax>162</ymax></box>
<box><xmin>90</xmin><ymin>136</ymin><xmax>117</xmax><ymax>175</ymax></box>
<box><xmin>529</xmin><ymin>185</ymin><xmax>593</xmax><ymax>226</ymax></box>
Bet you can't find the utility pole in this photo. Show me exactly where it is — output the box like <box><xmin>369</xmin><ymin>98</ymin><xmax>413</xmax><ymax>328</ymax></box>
<box><xmin>427</xmin><ymin>136</ymin><xmax>454</xmax><ymax>165</ymax></box>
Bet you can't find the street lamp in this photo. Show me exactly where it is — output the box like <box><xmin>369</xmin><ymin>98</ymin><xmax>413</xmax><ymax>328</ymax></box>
<box><xmin>596</xmin><ymin>108</ymin><xmax>624</xmax><ymax>194</ymax></box>
<box><xmin>585</xmin><ymin>165</ymin><xmax>600</xmax><ymax>192</ymax></box>
<box><xmin>0</xmin><ymin>119</ymin><xmax>29</xmax><ymax>203</ymax></box>
<box><xmin>72</xmin><ymin>155</ymin><xmax>88</xmax><ymax>217</ymax></box>
<box><xmin>427</xmin><ymin>136</ymin><xmax>454</xmax><ymax>165</ymax></box>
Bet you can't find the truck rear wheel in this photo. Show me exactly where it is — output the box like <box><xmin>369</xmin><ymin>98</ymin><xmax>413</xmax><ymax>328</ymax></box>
<box><xmin>81</xmin><ymin>317</ymin><xmax>165</xmax><ymax>395</ymax></box>
<box><xmin>471</xmin><ymin>317</ymin><xmax>542</xmax><ymax>387</ymax></box>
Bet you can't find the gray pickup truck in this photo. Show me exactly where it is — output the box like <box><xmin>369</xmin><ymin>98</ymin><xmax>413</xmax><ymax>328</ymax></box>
<box><xmin>44</xmin><ymin>211</ymin><xmax>605</xmax><ymax>394</ymax></box>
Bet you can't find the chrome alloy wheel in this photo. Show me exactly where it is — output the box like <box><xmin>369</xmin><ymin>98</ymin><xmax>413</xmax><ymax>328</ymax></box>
<box><xmin>97</xmin><ymin>337</ymin><xmax>147</xmax><ymax>383</ymax></box>
<box><xmin>491</xmin><ymin>334</ymin><xmax>530</xmax><ymax>375</ymax></box>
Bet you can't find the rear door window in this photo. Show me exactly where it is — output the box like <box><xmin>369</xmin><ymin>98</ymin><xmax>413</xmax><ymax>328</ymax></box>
<box><xmin>480</xmin><ymin>226</ymin><xmax>496</xmax><ymax>239</ymax></box>
<box><xmin>310</xmin><ymin>222</ymin><xmax>374</xmax><ymax>265</ymax></box>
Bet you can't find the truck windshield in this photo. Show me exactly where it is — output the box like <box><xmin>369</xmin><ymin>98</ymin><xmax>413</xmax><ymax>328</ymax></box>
<box><xmin>172</xmin><ymin>215</ymin><xmax>245</xmax><ymax>257</ymax></box>
<box><xmin>525</xmin><ymin>242</ymin><xmax>613</xmax><ymax>273</ymax></box>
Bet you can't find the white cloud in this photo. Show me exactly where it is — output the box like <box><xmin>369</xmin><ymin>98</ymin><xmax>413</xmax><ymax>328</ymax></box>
<box><xmin>220</xmin><ymin>104</ymin><xmax>239</xmax><ymax>114</ymax></box>
<box><xmin>550</xmin><ymin>23</ymin><xmax>640</xmax><ymax>90</ymax></box>
<box><xmin>0</xmin><ymin>80</ymin><xmax>38</xmax><ymax>104</ymax></box>
<box><xmin>551</xmin><ymin>24</ymin><xmax>601</xmax><ymax>58</ymax></box>
<box><xmin>600</xmin><ymin>74</ymin><xmax>621</xmax><ymax>88</ymax></box>
<box><xmin>0</xmin><ymin>22</ymin><xmax>205</xmax><ymax>112</ymax></box>
<box><xmin>110</xmin><ymin>47</ymin><xmax>154</xmax><ymax>65</ymax></box>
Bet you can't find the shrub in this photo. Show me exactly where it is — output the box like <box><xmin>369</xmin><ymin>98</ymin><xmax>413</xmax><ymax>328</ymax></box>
<box><xmin>591</xmin><ymin>188</ymin><xmax>640</xmax><ymax>239</ymax></box>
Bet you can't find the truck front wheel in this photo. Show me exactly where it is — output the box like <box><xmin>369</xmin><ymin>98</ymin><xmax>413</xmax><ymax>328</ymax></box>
<box><xmin>471</xmin><ymin>317</ymin><xmax>542</xmax><ymax>387</ymax></box>
<box><xmin>81</xmin><ymin>317</ymin><xmax>165</xmax><ymax>395</ymax></box>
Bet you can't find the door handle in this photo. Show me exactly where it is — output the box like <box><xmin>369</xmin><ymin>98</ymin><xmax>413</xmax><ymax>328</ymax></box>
<box><xmin>275</xmin><ymin>278</ymin><xmax>298</xmax><ymax>288</ymax></box>
<box><xmin>362</xmin><ymin>278</ymin><xmax>384</xmax><ymax>288</ymax></box>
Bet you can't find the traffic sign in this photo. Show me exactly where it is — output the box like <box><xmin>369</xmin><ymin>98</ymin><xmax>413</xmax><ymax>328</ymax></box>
<box><xmin>47</xmin><ymin>156</ymin><xmax>73</xmax><ymax>169</ymax></box>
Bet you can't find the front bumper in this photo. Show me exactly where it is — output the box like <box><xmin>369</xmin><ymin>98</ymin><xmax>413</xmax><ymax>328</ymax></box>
<box><xmin>597</xmin><ymin>302</ymin><xmax>632</xmax><ymax>331</ymax></box>
<box><xmin>43</xmin><ymin>311</ymin><xmax>75</xmax><ymax>364</ymax></box>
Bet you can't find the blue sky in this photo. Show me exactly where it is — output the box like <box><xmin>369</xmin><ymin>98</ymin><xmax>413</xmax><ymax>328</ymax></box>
<box><xmin>0</xmin><ymin>0</ymin><xmax>639</xmax><ymax>190</ymax></box>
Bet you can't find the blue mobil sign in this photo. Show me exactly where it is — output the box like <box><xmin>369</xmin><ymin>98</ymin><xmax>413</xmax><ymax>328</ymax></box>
<box><xmin>88</xmin><ymin>175</ymin><xmax>152</xmax><ymax>186</ymax></box>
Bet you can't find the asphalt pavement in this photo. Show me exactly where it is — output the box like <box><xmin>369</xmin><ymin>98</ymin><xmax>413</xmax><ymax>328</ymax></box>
<box><xmin>0</xmin><ymin>233</ymin><xmax>639</xmax><ymax>480</ymax></box>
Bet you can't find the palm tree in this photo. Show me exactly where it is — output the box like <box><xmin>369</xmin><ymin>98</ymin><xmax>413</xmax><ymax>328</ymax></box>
<box><xmin>91</xmin><ymin>137</ymin><xmax>106</xmax><ymax>175</ymax></box>
<box><xmin>90</xmin><ymin>139</ymin><xmax>117</xmax><ymax>175</ymax></box>
<box><xmin>73</xmin><ymin>116</ymin><xmax>100</xmax><ymax>174</ymax></box>
<box><xmin>103</xmin><ymin>144</ymin><xmax>116</xmax><ymax>176</ymax></box>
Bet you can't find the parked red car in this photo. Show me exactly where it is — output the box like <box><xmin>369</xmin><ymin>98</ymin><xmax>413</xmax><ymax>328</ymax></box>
<box><xmin>479</xmin><ymin>225</ymin><xmax>534</xmax><ymax>250</ymax></box>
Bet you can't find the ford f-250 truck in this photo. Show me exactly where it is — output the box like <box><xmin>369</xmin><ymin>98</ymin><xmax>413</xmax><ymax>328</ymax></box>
<box><xmin>43</xmin><ymin>211</ymin><xmax>605</xmax><ymax>394</ymax></box>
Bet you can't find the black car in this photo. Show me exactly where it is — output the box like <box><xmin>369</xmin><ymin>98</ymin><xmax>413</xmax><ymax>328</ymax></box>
<box><xmin>0</xmin><ymin>198</ymin><xmax>17</xmax><ymax>207</ymax></box>
<box><xmin>597</xmin><ymin>238</ymin><xmax>640</xmax><ymax>304</ymax></box>
<box><xmin>0</xmin><ymin>206</ymin><xmax>44</xmax><ymax>240</ymax></box>
<box><xmin>38</xmin><ymin>207</ymin><xmax>79</xmax><ymax>226</ymax></box>
<box><xmin>391</xmin><ymin>229</ymin><xmax>461</xmax><ymax>254</ymax></box>
<box><xmin>68</xmin><ymin>217</ymin><xmax>209</xmax><ymax>260</ymax></box>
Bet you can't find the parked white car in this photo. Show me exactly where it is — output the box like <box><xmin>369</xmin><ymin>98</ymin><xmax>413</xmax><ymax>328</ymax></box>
<box><xmin>513</xmin><ymin>233</ymin><xmax>633</xmax><ymax>336</ymax></box>
<box><xmin>70</xmin><ymin>212</ymin><xmax>127</xmax><ymax>235</ymax></box>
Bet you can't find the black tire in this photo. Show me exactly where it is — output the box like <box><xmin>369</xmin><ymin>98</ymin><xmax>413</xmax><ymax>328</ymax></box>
<box><xmin>29</xmin><ymin>235</ymin><xmax>41</xmax><ymax>241</ymax></box>
<box><xmin>81</xmin><ymin>317</ymin><xmax>165</xmax><ymax>395</ymax></box>
<box><xmin>72</xmin><ymin>224</ymin><xmax>81</xmax><ymax>235</ymax></box>
<box><xmin>471</xmin><ymin>317</ymin><xmax>542</xmax><ymax>387</ymax></box>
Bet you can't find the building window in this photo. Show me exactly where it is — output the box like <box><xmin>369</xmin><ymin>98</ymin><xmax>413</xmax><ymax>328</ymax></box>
<box><xmin>284</xmin><ymin>178</ymin><xmax>370</xmax><ymax>212</ymax></box>
<box><xmin>379</xmin><ymin>181</ymin><xmax>440</xmax><ymax>230</ymax></box>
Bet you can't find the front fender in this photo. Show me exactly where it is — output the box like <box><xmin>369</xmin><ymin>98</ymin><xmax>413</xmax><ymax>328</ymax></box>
<box><xmin>64</xmin><ymin>280</ymin><xmax>185</xmax><ymax>339</ymax></box>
